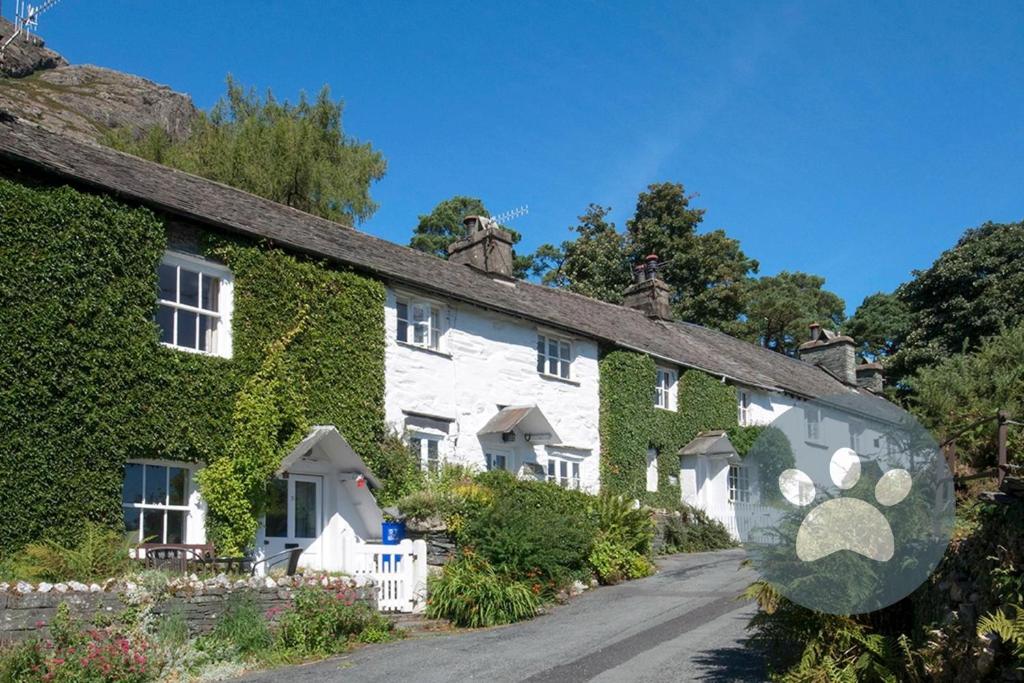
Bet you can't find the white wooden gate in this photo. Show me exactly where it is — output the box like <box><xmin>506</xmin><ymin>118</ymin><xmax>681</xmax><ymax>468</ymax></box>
<box><xmin>342</xmin><ymin>537</ymin><xmax>428</xmax><ymax>613</ymax></box>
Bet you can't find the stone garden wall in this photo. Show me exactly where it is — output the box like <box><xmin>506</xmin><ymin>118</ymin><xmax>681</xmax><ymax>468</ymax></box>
<box><xmin>0</xmin><ymin>574</ymin><xmax>376</xmax><ymax>643</ymax></box>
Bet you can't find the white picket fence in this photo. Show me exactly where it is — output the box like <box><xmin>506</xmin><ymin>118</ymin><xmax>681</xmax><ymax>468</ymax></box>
<box><xmin>701</xmin><ymin>501</ymin><xmax>780</xmax><ymax>544</ymax></box>
<box><xmin>342</xmin><ymin>537</ymin><xmax>428</xmax><ymax>613</ymax></box>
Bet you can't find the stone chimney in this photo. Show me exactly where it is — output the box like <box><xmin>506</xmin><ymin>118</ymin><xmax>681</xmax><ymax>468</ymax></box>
<box><xmin>856</xmin><ymin>362</ymin><xmax>885</xmax><ymax>394</ymax></box>
<box><xmin>798</xmin><ymin>323</ymin><xmax>857</xmax><ymax>386</ymax></box>
<box><xmin>623</xmin><ymin>254</ymin><xmax>673</xmax><ymax>320</ymax></box>
<box><xmin>447</xmin><ymin>216</ymin><xmax>515</xmax><ymax>278</ymax></box>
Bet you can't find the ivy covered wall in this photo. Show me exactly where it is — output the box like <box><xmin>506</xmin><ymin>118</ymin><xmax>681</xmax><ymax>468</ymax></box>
<box><xmin>0</xmin><ymin>176</ymin><xmax>385</xmax><ymax>553</ymax></box>
<box><xmin>598</xmin><ymin>349</ymin><xmax>760</xmax><ymax>507</ymax></box>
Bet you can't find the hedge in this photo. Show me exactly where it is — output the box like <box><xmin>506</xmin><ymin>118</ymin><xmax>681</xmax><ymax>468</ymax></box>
<box><xmin>0</xmin><ymin>176</ymin><xmax>385</xmax><ymax>553</ymax></box>
<box><xmin>598</xmin><ymin>349</ymin><xmax>758</xmax><ymax>506</ymax></box>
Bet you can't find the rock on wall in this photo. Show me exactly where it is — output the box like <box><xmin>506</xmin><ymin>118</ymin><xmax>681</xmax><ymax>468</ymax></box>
<box><xmin>0</xmin><ymin>575</ymin><xmax>376</xmax><ymax>643</ymax></box>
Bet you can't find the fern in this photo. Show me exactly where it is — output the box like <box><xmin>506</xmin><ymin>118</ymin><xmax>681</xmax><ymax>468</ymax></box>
<box><xmin>977</xmin><ymin>605</ymin><xmax>1024</xmax><ymax>660</ymax></box>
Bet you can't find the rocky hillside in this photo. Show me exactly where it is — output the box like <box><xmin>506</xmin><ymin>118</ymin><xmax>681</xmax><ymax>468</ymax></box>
<box><xmin>0</xmin><ymin>18</ymin><xmax>196</xmax><ymax>141</ymax></box>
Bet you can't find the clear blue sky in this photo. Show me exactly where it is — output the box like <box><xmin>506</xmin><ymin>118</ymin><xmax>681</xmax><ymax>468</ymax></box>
<box><xmin>22</xmin><ymin>1</ymin><xmax>1024</xmax><ymax>313</ymax></box>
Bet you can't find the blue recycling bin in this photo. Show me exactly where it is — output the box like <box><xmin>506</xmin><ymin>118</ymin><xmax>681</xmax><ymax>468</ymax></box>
<box><xmin>382</xmin><ymin>521</ymin><xmax>406</xmax><ymax>545</ymax></box>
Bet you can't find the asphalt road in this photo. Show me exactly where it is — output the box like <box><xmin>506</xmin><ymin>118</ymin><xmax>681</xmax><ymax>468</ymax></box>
<box><xmin>239</xmin><ymin>549</ymin><xmax>765</xmax><ymax>683</ymax></box>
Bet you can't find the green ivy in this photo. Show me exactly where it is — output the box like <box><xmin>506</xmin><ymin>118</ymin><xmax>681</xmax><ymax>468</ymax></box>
<box><xmin>0</xmin><ymin>176</ymin><xmax>386</xmax><ymax>554</ymax></box>
<box><xmin>598</xmin><ymin>349</ymin><xmax>739</xmax><ymax>507</ymax></box>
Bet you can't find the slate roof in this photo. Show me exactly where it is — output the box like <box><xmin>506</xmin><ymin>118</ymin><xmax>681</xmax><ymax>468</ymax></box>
<box><xmin>0</xmin><ymin>115</ymin><xmax>857</xmax><ymax>400</ymax></box>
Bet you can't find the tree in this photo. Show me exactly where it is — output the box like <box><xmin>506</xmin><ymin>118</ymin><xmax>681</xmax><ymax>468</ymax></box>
<box><xmin>625</xmin><ymin>182</ymin><xmax>758</xmax><ymax>328</ymax></box>
<box><xmin>106</xmin><ymin>76</ymin><xmax>386</xmax><ymax>226</ymax></box>
<box><xmin>891</xmin><ymin>221</ymin><xmax>1024</xmax><ymax>381</ymax></box>
<box><xmin>909</xmin><ymin>323</ymin><xmax>1024</xmax><ymax>468</ymax></box>
<box><xmin>533</xmin><ymin>205</ymin><xmax>632</xmax><ymax>303</ymax></box>
<box><xmin>408</xmin><ymin>195</ymin><xmax>533</xmax><ymax>278</ymax></box>
<box><xmin>736</xmin><ymin>271</ymin><xmax>845</xmax><ymax>355</ymax></box>
<box><xmin>844</xmin><ymin>292</ymin><xmax>911</xmax><ymax>361</ymax></box>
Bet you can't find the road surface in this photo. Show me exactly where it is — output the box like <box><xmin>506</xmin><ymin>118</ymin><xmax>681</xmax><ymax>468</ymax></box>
<box><xmin>239</xmin><ymin>549</ymin><xmax>765</xmax><ymax>682</ymax></box>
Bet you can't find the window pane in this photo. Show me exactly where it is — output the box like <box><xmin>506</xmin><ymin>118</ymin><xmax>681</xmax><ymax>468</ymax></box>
<box><xmin>548</xmin><ymin>340</ymin><xmax>558</xmax><ymax>359</ymax></box>
<box><xmin>559</xmin><ymin>359</ymin><xmax>570</xmax><ymax>379</ymax></box>
<box><xmin>200</xmin><ymin>275</ymin><xmax>219</xmax><ymax>312</ymax></box>
<box><xmin>396</xmin><ymin>302</ymin><xmax>408</xmax><ymax>322</ymax></box>
<box><xmin>165</xmin><ymin>510</ymin><xmax>186</xmax><ymax>544</ymax></box>
<box><xmin>198</xmin><ymin>315</ymin><xmax>217</xmax><ymax>353</ymax></box>
<box><xmin>537</xmin><ymin>336</ymin><xmax>545</xmax><ymax>354</ymax></box>
<box><xmin>158</xmin><ymin>263</ymin><xmax>177</xmax><ymax>302</ymax></box>
<box><xmin>427</xmin><ymin>439</ymin><xmax>439</xmax><ymax>464</ymax></box>
<box><xmin>294</xmin><ymin>480</ymin><xmax>318</xmax><ymax>538</ymax></box>
<box><xmin>142</xmin><ymin>509</ymin><xmax>164</xmax><ymax>544</ymax></box>
<box><xmin>413</xmin><ymin>322</ymin><xmax>427</xmax><ymax>345</ymax></box>
<box><xmin>156</xmin><ymin>305</ymin><xmax>174</xmax><ymax>345</ymax></box>
<box><xmin>168</xmin><ymin>467</ymin><xmax>188</xmax><ymax>506</ymax></box>
<box><xmin>397</xmin><ymin>319</ymin><xmax>408</xmax><ymax>343</ymax></box>
<box><xmin>547</xmin><ymin>460</ymin><xmax>555</xmax><ymax>477</ymax></box>
<box><xmin>123</xmin><ymin>464</ymin><xmax>144</xmax><ymax>505</ymax></box>
<box><xmin>412</xmin><ymin>304</ymin><xmax>428</xmax><ymax>323</ymax></box>
<box><xmin>144</xmin><ymin>465</ymin><xmax>168</xmax><ymax>505</ymax></box>
<box><xmin>176</xmin><ymin>310</ymin><xmax>197</xmax><ymax>349</ymax></box>
<box><xmin>179</xmin><ymin>269</ymin><xmax>199</xmax><ymax>307</ymax></box>
<box><xmin>537</xmin><ymin>348</ymin><xmax>545</xmax><ymax>372</ymax></box>
<box><xmin>123</xmin><ymin>507</ymin><xmax>140</xmax><ymax>542</ymax></box>
<box><xmin>409</xmin><ymin>437</ymin><xmax>421</xmax><ymax>459</ymax></box>
<box><xmin>560</xmin><ymin>342</ymin><xmax>571</xmax><ymax>361</ymax></box>
<box><xmin>265</xmin><ymin>479</ymin><xmax>287</xmax><ymax>538</ymax></box>
<box><xmin>548</xmin><ymin>357</ymin><xmax>557</xmax><ymax>375</ymax></box>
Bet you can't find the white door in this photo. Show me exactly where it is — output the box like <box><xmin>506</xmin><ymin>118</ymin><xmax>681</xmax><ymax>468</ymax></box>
<box><xmin>264</xmin><ymin>474</ymin><xmax>323</xmax><ymax>568</ymax></box>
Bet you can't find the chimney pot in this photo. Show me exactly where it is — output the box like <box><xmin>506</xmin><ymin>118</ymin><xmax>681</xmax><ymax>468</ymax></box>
<box><xmin>623</xmin><ymin>255</ymin><xmax>672</xmax><ymax>320</ymax></box>
<box><xmin>448</xmin><ymin>216</ymin><xmax>515</xmax><ymax>277</ymax></box>
<box><xmin>809</xmin><ymin>323</ymin><xmax>822</xmax><ymax>342</ymax></box>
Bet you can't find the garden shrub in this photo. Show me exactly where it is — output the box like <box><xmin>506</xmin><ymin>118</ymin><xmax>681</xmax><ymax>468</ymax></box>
<box><xmin>588</xmin><ymin>536</ymin><xmax>654</xmax><ymax>585</ymax></box>
<box><xmin>426</xmin><ymin>552</ymin><xmax>540</xmax><ymax>628</ymax></box>
<box><xmin>463</xmin><ymin>478</ymin><xmax>597</xmax><ymax>590</ymax></box>
<box><xmin>0</xmin><ymin>603</ymin><xmax>157</xmax><ymax>682</ymax></box>
<box><xmin>367</xmin><ymin>432</ymin><xmax>424</xmax><ymax>508</ymax></box>
<box><xmin>7</xmin><ymin>521</ymin><xmax>135</xmax><ymax>582</ymax></box>
<box><xmin>274</xmin><ymin>586</ymin><xmax>393</xmax><ymax>657</ymax></box>
<box><xmin>660</xmin><ymin>505</ymin><xmax>737</xmax><ymax>553</ymax></box>
<box><xmin>196</xmin><ymin>592</ymin><xmax>273</xmax><ymax>661</ymax></box>
<box><xmin>590</xmin><ymin>494</ymin><xmax>655</xmax><ymax>555</ymax></box>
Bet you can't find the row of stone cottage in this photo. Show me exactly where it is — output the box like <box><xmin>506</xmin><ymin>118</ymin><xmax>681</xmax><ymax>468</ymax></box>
<box><xmin>0</xmin><ymin>115</ymin><xmax>893</xmax><ymax>572</ymax></box>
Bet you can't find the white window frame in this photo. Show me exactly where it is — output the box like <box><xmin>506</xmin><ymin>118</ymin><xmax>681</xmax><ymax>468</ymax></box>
<box><xmin>396</xmin><ymin>296</ymin><xmax>444</xmax><ymax>351</ymax></box>
<box><xmin>728</xmin><ymin>464</ymin><xmax>750</xmax><ymax>503</ymax></box>
<box><xmin>409</xmin><ymin>431</ymin><xmax>443</xmax><ymax>472</ymax></box>
<box><xmin>156</xmin><ymin>251</ymin><xmax>233</xmax><ymax>358</ymax></box>
<box><xmin>738</xmin><ymin>391</ymin><xmax>751</xmax><ymax>426</ymax></box>
<box><xmin>646</xmin><ymin>447</ymin><xmax>659</xmax><ymax>492</ymax></box>
<box><xmin>122</xmin><ymin>460</ymin><xmax>198</xmax><ymax>545</ymax></box>
<box><xmin>537</xmin><ymin>333</ymin><xmax>573</xmax><ymax>380</ymax></box>
<box><xmin>806</xmin><ymin>407</ymin><xmax>822</xmax><ymax>442</ymax></box>
<box><xmin>485</xmin><ymin>450</ymin><xmax>513</xmax><ymax>473</ymax></box>
<box><xmin>654</xmin><ymin>367</ymin><xmax>677</xmax><ymax>411</ymax></box>
<box><xmin>546</xmin><ymin>453</ymin><xmax>582</xmax><ymax>489</ymax></box>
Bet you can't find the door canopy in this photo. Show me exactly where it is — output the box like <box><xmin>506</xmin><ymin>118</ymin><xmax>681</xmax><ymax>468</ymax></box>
<box><xmin>477</xmin><ymin>405</ymin><xmax>561</xmax><ymax>445</ymax></box>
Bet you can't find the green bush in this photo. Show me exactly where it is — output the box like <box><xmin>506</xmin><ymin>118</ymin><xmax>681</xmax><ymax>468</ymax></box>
<box><xmin>588</xmin><ymin>536</ymin><xmax>654</xmax><ymax>585</ymax></box>
<box><xmin>7</xmin><ymin>521</ymin><xmax>135</xmax><ymax>582</ymax></box>
<box><xmin>0</xmin><ymin>603</ymin><xmax>158</xmax><ymax>682</ymax></box>
<box><xmin>590</xmin><ymin>494</ymin><xmax>654</xmax><ymax>555</ymax></box>
<box><xmin>197</xmin><ymin>592</ymin><xmax>273</xmax><ymax>661</ymax></box>
<box><xmin>366</xmin><ymin>432</ymin><xmax>424</xmax><ymax>507</ymax></box>
<box><xmin>274</xmin><ymin>587</ymin><xmax>393</xmax><ymax>657</ymax></box>
<box><xmin>660</xmin><ymin>505</ymin><xmax>737</xmax><ymax>553</ymax></box>
<box><xmin>426</xmin><ymin>552</ymin><xmax>540</xmax><ymax>627</ymax></box>
<box><xmin>464</xmin><ymin>479</ymin><xmax>597</xmax><ymax>589</ymax></box>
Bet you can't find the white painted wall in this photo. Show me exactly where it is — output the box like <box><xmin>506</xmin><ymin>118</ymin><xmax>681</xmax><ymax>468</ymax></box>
<box><xmin>384</xmin><ymin>287</ymin><xmax>602</xmax><ymax>492</ymax></box>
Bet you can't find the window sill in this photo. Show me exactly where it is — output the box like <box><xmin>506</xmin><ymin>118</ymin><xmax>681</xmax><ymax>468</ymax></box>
<box><xmin>396</xmin><ymin>340</ymin><xmax>453</xmax><ymax>359</ymax></box>
<box><xmin>160</xmin><ymin>342</ymin><xmax>230</xmax><ymax>360</ymax></box>
<box><xmin>538</xmin><ymin>373</ymin><xmax>581</xmax><ymax>387</ymax></box>
<box><xmin>655</xmin><ymin>405</ymin><xmax>677</xmax><ymax>413</ymax></box>
<box><xmin>804</xmin><ymin>439</ymin><xmax>829</xmax><ymax>450</ymax></box>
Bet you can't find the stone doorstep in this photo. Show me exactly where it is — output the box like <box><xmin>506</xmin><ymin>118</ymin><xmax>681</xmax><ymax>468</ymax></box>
<box><xmin>386</xmin><ymin>613</ymin><xmax>452</xmax><ymax>637</ymax></box>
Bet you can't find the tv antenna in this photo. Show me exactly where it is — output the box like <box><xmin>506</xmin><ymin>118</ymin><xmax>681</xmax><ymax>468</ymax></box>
<box><xmin>1</xmin><ymin>0</ymin><xmax>63</xmax><ymax>65</ymax></box>
<box><xmin>491</xmin><ymin>204</ymin><xmax>529</xmax><ymax>225</ymax></box>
